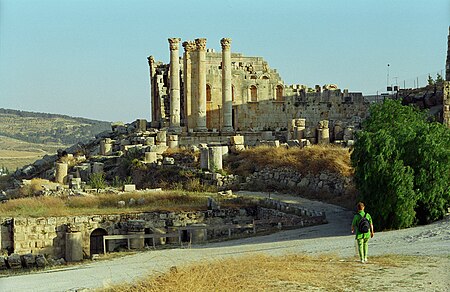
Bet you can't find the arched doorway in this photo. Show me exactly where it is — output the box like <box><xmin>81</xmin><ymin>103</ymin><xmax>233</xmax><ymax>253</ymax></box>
<box><xmin>90</xmin><ymin>228</ymin><xmax>107</xmax><ymax>256</ymax></box>
<box><xmin>276</xmin><ymin>85</ymin><xmax>284</xmax><ymax>101</ymax></box>
<box><xmin>250</xmin><ymin>85</ymin><xmax>257</xmax><ymax>102</ymax></box>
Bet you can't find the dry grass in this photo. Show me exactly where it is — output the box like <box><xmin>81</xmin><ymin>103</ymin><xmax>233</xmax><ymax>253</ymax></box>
<box><xmin>104</xmin><ymin>254</ymin><xmax>357</xmax><ymax>291</ymax></box>
<box><xmin>0</xmin><ymin>190</ymin><xmax>255</xmax><ymax>217</ymax></box>
<box><xmin>103</xmin><ymin>254</ymin><xmax>426</xmax><ymax>292</ymax></box>
<box><xmin>225</xmin><ymin>145</ymin><xmax>353</xmax><ymax>177</ymax></box>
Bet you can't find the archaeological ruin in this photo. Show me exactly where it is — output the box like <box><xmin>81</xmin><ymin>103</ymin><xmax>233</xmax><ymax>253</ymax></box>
<box><xmin>148</xmin><ymin>37</ymin><xmax>368</xmax><ymax>146</ymax></box>
<box><xmin>1</xmin><ymin>28</ymin><xmax>449</xmax><ymax>270</ymax></box>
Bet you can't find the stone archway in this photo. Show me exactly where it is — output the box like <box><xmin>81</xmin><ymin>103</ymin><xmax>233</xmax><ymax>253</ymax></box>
<box><xmin>90</xmin><ymin>228</ymin><xmax>107</xmax><ymax>256</ymax></box>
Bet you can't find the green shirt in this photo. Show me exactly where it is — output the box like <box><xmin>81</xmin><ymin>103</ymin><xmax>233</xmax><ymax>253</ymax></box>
<box><xmin>352</xmin><ymin>211</ymin><xmax>372</xmax><ymax>239</ymax></box>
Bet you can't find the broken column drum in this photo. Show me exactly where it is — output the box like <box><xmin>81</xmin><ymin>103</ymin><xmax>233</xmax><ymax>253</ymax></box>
<box><xmin>100</xmin><ymin>139</ymin><xmax>112</xmax><ymax>156</ymax></box>
<box><xmin>167</xmin><ymin>134</ymin><xmax>179</xmax><ymax>148</ymax></box>
<box><xmin>317</xmin><ymin>120</ymin><xmax>330</xmax><ymax>144</ymax></box>
<box><xmin>200</xmin><ymin>147</ymin><xmax>209</xmax><ymax>170</ymax></box>
<box><xmin>208</xmin><ymin>146</ymin><xmax>223</xmax><ymax>171</ymax></box>
<box><xmin>55</xmin><ymin>162</ymin><xmax>68</xmax><ymax>184</ymax></box>
<box><xmin>65</xmin><ymin>232</ymin><xmax>83</xmax><ymax>262</ymax></box>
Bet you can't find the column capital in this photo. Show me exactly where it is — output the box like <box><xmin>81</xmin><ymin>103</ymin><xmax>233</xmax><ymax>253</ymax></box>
<box><xmin>182</xmin><ymin>41</ymin><xmax>197</xmax><ymax>52</ymax></box>
<box><xmin>220</xmin><ymin>38</ymin><xmax>232</xmax><ymax>50</ymax></box>
<box><xmin>195</xmin><ymin>38</ymin><xmax>207</xmax><ymax>51</ymax></box>
<box><xmin>147</xmin><ymin>55</ymin><xmax>155</xmax><ymax>66</ymax></box>
<box><xmin>168</xmin><ymin>38</ymin><xmax>181</xmax><ymax>51</ymax></box>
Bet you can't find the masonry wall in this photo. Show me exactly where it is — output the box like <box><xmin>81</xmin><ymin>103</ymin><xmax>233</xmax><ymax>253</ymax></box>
<box><xmin>150</xmin><ymin>47</ymin><xmax>367</xmax><ymax>132</ymax></box>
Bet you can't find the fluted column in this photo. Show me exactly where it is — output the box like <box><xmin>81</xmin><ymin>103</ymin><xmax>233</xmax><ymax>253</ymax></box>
<box><xmin>168</xmin><ymin>38</ymin><xmax>181</xmax><ymax>132</ymax></box>
<box><xmin>195</xmin><ymin>38</ymin><xmax>207</xmax><ymax>132</ymax></box>
<box><xmin>182</xmin><ymin>41</ymin><xmax>196</xmax><ymax>131</ymax></box>
<box><xmin>221</xmin><ymin>38</ymin><xmax>233</xmax><ymax>132</ymax></box>
<box><xmin>147</xmin><ymin>56</ymin><xmax>158</xmax><ymax>125</ymax></box>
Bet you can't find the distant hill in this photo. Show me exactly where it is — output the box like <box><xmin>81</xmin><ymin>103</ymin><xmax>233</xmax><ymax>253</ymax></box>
<box><xmin>0</xmin><ymin>108</ymin><xmax>111</xmax><ymax>145</ymax></box>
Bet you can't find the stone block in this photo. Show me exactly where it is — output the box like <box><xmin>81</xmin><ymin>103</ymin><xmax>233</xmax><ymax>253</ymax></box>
<box><xmin>35</xmin><ymin>254</ymin><xmax>48</xmax><ymax>268</ymax></box>
<box><xmin>123</xmin><ymin>184</ymin><xmax>136</xmax><ymax>192</ymax></box>
<box><xmin>144</xmin><ymin>152</ymin><xmax>158</xmax><ymax>163</ymax></box>
<box><xmin>261</xmin><ymin>131</ymin><xmax>273</xmax><ymax>141</ymax></box>
<box><xmin>156</xmin><ymin>130</ymin><xmax>167</xmax><ymax>143</ymax></box>
<box><xmin>229</xmin><ymin>145</ymin><xmax>245</xmax><ymax>153</ymax></box>
<box><xmin>147</xmin><ymin>145</ymin><xmax>168</xmax><ymax>155</ymax></box>
<box><xmin>0</xmin><ymin>257</ymin><xmax>7</xmax><ymax>270</ymax></box>
<box><xmin>229</xmin><ymin>135</ymin><xmax>244</xmax><ymax>145</ymax></box>
<box><xmin>21</xmin><ymin>253</ymin><xmax>36</xmax><ymax>268</ymax></box>
<box><xmin>162</xmin><ymin>157</ymin><xmax>175</xmax><ymax>165</ymax></box>
<box><xmin>7</xmin><ymin>254</ymin><xmax>22</xmax><ymax>269</ymax></box>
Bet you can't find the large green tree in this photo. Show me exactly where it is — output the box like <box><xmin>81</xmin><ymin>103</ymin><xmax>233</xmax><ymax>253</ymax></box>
<box><xmin>351</xmin><ymin>99</ymin><xmax>450</xmax><ymax>229</ymax></box>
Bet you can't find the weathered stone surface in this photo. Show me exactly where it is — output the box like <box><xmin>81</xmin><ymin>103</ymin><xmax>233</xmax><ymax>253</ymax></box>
<box><xmin>163</xmin><ymin>157</ymin><xmax>175</xmax><ymax>165</ymax></box>
<box><xmin>123</xmin><ymin>184</ymin><xmax>136</xmax><ymax>192</ymax></box>
<box><xmin>20</xmin><ymin>253</ymin><xmax>36</xmax><ymax>268</ymax></box>
<box><xmin>7</xmin><ymin>254</ymin><xmax>22</xmax><ymax>269</ymax></box>
<box><xmin>0</xmin><ymin>257</ymin><xmax>7</xmax><ymax>270</ymax></box>
<box><xmin>230</xmin><ymin>135</ymin><xmax>244</xmax><ymax>145</ymax></box>
<box><xmin>144</xmin><ymin>152</ymin><xmax>158</xmax><ymax>163</ymax></box>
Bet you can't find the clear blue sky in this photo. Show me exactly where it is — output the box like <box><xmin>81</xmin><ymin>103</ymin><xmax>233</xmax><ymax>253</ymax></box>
<box><xmin>0</xmin><ymin>0</ymin><xmax>448</xmax><ymax>122</ymax></box>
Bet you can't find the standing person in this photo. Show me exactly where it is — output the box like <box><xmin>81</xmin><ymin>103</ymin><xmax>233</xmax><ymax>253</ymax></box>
<box><xmin>351</xmin><ymin>202</ymin><xmax>374</xmax><ymax>263</ymax></box>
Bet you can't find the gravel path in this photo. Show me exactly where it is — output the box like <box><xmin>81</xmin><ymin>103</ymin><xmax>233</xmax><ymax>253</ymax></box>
<box><xmin>1</xmin><ymin>191</ymin><xmax>449</xmax><ymax>291</ymax></box>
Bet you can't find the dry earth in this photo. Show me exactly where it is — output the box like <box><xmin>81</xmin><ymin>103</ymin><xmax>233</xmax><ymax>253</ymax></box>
<box><xmin>0</xmin><ymin>191</ymin><xmax>449</xmax><ymax>292</ymax></box>
<box><xmin>0</xmin><ymin>136</ymin><xmax>65</xmax><ymax>170</ymax></box>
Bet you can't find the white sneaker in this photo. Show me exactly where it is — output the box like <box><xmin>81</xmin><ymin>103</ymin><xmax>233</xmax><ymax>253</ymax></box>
<box><xmin>364</xmin><ymin>257</ymin><xmax>368</xmax><ymax>263</ymax></box>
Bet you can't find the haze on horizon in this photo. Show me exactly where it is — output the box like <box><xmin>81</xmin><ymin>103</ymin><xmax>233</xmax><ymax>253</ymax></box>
<box><xmin>0</xmin><ymin>0</ymin><xmax>448</xmax><ymax>123</ymax></box>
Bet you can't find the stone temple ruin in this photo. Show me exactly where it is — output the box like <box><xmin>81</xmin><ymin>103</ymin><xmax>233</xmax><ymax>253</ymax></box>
<box><xmin>2</xmin><ymin>29</ymin><xmax>450</xmax><ymax>269</ymax></box>
<box><xmin>148</xmin><ymin>37</ymin><xmax>368</xmax><ymax>146</ymax></box>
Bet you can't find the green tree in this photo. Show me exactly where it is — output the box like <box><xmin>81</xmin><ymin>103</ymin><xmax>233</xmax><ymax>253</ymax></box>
<box><xmin>436</xmin><ymin>73</ymin><xmax>444</xmax><ymax>84</ymax></box>
<box><xmin>427</xmin><ymin>74</ymin><xmax>434</xmax><ymax>86</ymax></box>
<box><xmin>351</xmin><ymin>99</ymin><xmax>450</xmax><ymax>230</ymax></box>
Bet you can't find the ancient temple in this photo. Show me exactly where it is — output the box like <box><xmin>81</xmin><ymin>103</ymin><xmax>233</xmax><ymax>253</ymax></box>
<box><xmin>148</xmin><ymin>38</ymin><xmax>368</xmax><ymax>134</ymax></box>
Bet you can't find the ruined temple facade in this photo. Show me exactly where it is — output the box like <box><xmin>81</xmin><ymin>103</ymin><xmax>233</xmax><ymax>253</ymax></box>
<box><xmin>148</xmin><ymin>38</ymin><xmax>368</xmax><ymax>135</ymax></box>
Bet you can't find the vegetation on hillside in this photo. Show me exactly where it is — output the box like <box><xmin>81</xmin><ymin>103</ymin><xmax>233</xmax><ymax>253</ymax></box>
<box><xmin>225</xmin><ymin>145</ymin><xmax>353</xmax><ymax>177</ymax></box>
<box><xmin>0</xmin><ymin>108</ymin><xmax>111</xmax><ymax>145</ymax></box>
<box><xmin>0</xmin><ymin>189</ymin><xmax>255</xmax><ymax>217</ymax></box>
<box><xmin>351</xmin><ymin>99</ymin><xmax>450</xmax><ymax>229</ymax></box>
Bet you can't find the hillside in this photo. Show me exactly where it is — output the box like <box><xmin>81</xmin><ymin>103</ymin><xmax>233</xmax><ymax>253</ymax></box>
<box><xmin>0</xmin><ymin>108</ymin><xmax>111</xmax><ymax>145</ymax></box>
<box><xmin>0</xmin><ymin>108</ymin><xmax>111</xmax><ymax>170</ymax></box>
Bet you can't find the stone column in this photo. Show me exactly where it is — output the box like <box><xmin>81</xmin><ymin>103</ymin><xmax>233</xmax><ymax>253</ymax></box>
<box><xmin>55</xmin><ymin>162</ymin><xmax>68</xmax><ymax>184</ymax></box>
<box><xmin>168</xmin><ymin>38</ymin><xmax>181</xmax><ymax>133</ymax></box>
<box><xmin>221</xmin><ymin>38</ymin><xmax>233</xmax><ymax>132</ymax></box>
<box><xmin>195</xmin><ymin>38</ymin><xmax>207</xmax><ymax>132</ymax></box>
<box><xmin>294</xmin><ymin>118</ymin><xmax>306</xmax><ymax>140</ymax></box>
<box><xmin>147</xmin><ymin>55</ymin><xmax>158</xmax><ymax>125</ymax></box>
<box><xmin>317</xmin><ymin>120</ymin><xmax>330</xmax><ymax>144</ymax></box>
<box><xmin>182</xmin><ymin>41</ymin><xmax>196</xmax><ymax>132</ymax></box>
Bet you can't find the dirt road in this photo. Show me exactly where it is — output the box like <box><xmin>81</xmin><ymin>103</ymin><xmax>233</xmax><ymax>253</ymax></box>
<box><xmin>1</xmin><ymin>191</ymin><xmax>449</xmax><ymax>291</ymax></box>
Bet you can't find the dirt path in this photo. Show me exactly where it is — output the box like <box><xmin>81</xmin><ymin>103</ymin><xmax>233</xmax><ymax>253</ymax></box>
<box><xmin>1</xmin><ymin>191</ymin><xmax>449</xmax><ymax>291</ymax></box>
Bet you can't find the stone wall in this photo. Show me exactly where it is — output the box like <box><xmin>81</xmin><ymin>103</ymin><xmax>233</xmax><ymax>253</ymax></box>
<box><xmin>242</xmin><ymin>167</ymin><xmax>353</xmax><ymax>197</ymax></box>
<box><xmin>0</xmin><ymin>199</ymin><xmax>327</xmax><ymax>264</ymax></box>
<box><xmin>149</xmin><ymin>38</ymin><xmax>367</xmax><ymax>132</ymax></box>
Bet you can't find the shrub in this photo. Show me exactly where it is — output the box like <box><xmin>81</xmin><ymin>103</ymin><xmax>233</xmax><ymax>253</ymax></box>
<box><xmin>351</xmin><ymin>99</ymin><xmax>450</xmax><ymax>229</ymax></box>
<box><xmin>89</xmin><ymin>172</ymin><xmax>107</xmax><ymax>189</ymax></box>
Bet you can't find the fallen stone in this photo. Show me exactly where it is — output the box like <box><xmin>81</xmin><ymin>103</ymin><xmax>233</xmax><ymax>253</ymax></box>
<box><xmin>35</xmin><ymin>254</ymin><xmax>48</xmax><ymax>268</ymax></box>
<box><xmin>0</xmin><ymin>257</ymin><xmax>7</xmax><ymax>270</ymax></box>
<box><xmin>7</xmin><ymin>254</ymin><xmax>22</xmax><ymax>269</ymax></box>
<box><xmin>20</xmin><ymin>253</ymin><xmax>36</xmax><ymax>268</ymax></box>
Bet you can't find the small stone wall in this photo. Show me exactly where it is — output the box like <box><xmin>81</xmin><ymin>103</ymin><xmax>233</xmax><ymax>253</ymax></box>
<box><xmin>242</xmin><ymin>167</ymin><xmax>352</xmax><ymax>196</ymax></box>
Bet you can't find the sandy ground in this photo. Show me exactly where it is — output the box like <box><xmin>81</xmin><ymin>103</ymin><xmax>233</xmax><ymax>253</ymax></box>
<box><xmin>0</xmin><ymin>191</ymin><xmax>449</xmax><ymax>291</ymax></box>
